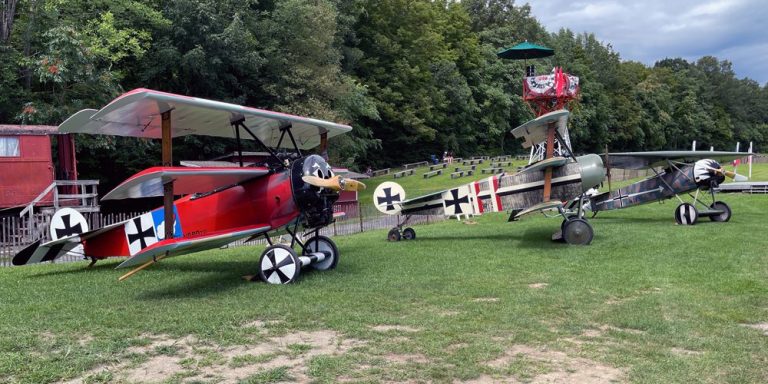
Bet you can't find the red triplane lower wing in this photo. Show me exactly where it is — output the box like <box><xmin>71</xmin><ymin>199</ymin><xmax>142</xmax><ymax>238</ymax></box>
<box><xmin>103</xmin><ymin>167</ymin><xmax>270</xmax><ymax>200</ymax></box>
<box><xmin>116</xmin><ymin>224</ymin><xmax>271</xmax><ymax>269</ymax></box>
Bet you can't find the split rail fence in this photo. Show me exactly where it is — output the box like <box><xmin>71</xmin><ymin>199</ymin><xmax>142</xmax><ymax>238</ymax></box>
<box><xmin>0</xmin><ymin>204</ymin><xmax>445</xmax><ymax>267</ymax></box>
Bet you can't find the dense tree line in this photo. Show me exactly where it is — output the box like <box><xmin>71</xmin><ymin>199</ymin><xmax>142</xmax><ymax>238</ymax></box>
<box><xmin>1</xmin><ymin>0</ymin><xmax>766</xmax><ymax>187</ymax></box>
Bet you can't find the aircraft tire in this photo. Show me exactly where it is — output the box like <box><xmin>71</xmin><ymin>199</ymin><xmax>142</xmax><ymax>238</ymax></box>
<box><xmin>402</xmin><ymin>227</ymin><xmax>416</xmax><ymax>240</ymax></box>
<box><xmin>674</xmin><ymin>203</ymin><xmax>698</xmax><ymax>225</ymax></box>
<box><xmin>258</xmin><ymin>244</ymin><xmax>301</xmax><ymax>284</ymax></box>
<box><xmin>709</xmin><ymin>202</ymin><xmax>731</xmax><ymax>222</ymax></box>
<box><xmin>562</xmin><ymin>218</ymin><xmax>593</xmax><ymax>245</ymax></box>
<box><xmin>305</xmin><ymin>235</ymin><xmax>339</xmax><ymax>271</ymax></box>
<box><xmin>388</xmin><ymin>228</ymin><xmax>401</xmax><ymax>241</ymax></box>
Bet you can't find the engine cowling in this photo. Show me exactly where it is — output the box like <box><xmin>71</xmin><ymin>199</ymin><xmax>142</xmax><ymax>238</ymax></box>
<box><xmin>290</xmin><ymin>155</ymin><xmax>339</xmax><ymax>228</ymax></box>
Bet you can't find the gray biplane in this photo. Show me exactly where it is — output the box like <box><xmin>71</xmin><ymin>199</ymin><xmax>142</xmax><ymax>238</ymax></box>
<box><xmin>588</xmin><ymin>151</ymin><xmax>749</xmax><ymax>224</ymax></box>
<box><xmin>372</xmin><ymin>110</ymin><xmax>606</xmax><ymax>245</ymax></box>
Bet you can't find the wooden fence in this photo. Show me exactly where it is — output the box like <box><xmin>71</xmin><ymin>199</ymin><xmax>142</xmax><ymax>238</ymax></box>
<box><xmin>0</xmin><ymin>206</ymin><xmax>445</xmax><ymax>267</ymax></box>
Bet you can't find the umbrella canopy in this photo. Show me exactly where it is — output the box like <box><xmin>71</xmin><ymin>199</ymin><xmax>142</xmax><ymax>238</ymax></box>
<box><xmin>497</xmin><ymin>41</ymin><xmax>554</xmax><ymax>60</ymax></box>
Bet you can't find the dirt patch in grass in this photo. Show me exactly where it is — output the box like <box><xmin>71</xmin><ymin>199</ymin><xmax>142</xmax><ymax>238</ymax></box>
<box><xmin>242</xmin><ymin>319</ymin><xmax>283</xmax><ymax>329</ymax></box>
<box><xmin>528</xmin><ymin>283</ymin><xmax>548</xmax><ymax>289</ymax></box>
<box><xmin>670</xmin><ymin>347</ymin><xmax>703</xmax><ymax>357</ymax></box>
<box><xmin>472</xmin><ymin>297</ymin><xmax>499</xmax><ymax>303</ymax></box>
<box><xmin>384</xmin><ymin>353</ymin><xmax>430</xmax><ymax>364</ymax></box>
<box><xmin>63</xmin><ymin>330</ymin><xmax>364</xmax><ymax>384</ymax></box>
<box><xmin>485</xmin><ymin>344</ymin><xmax>625</xmax><ymax>383</ymax></box>
<box><xmin>370</xmin><ymin>325</ymin><xmax>421</xmax><ymax>333</ymax></box>
<box><xmin>741</xmin><ymin>322</ymin><xmax>768</xmax><ymax>335</ymax></box>
<box><xmin>605</xmin><ymin>287</ymin><xmax>662</xmax><ymax>305</ymax></box>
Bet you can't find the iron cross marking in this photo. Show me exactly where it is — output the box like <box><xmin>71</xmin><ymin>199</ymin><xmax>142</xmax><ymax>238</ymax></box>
<box><xmin>377</xmin><ymin>187</ymin><xmax>401</xmax><ymax>211</ymax></box>
<box><xmin>127</xmin><ymin>217</ymin><xmax>155</xmax><ymax>250</ymax></box>
<box><xmin>54</xmin><ymin>214</ymin><xmax>83</xmax><ymax>238</ymax></box>
<box><xmin>445</xmin><ymin>189</ymin><xmax>469</xmax><ymax>214</ymax></box>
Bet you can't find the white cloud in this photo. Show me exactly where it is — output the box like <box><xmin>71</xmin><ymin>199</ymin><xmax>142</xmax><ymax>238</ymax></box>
<box><xmin>524</xmin><ymin>0</ymin><xmax>768</xmax><ymax>84</ymax></box>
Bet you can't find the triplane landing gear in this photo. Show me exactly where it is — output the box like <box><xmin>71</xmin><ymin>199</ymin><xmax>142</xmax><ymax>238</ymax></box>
<box><xmin>387</xmin><ymin>215</ymin><xmax>416</xmax><ymax>242</ymax></box>
<box><xmin>252</xmin><ymin>225</ymin><xmax>340</xmax><ymax>285</ymax></box>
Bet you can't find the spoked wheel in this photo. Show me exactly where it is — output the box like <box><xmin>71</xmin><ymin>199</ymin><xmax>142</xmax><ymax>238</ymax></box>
<box><xmin>387</xmin><ymin>228</ymin><xmax>401</xmax><ymax>241</ymax></box>
<box><xmin>304</xmin><ymin>235</ymin><xmax>339</xmax><ymax>271</ymax></box>
<box><xmin>258</xmin><ymin>244</ymin><xmax>301</xmax><ymax>284</ymax></box>
<box><xmin>402</xmin><ymin>227</ymin><xmax>416</xmax><ymax>240</ymax></box>
<box><xmin>674</xmin><ymin>203</ymin><xmax>698</xmax><ymax>225</ymax></box>
<box><xmin>709</xmin><ymin>201</ymin><xmax>731</xmax><ymax>222</ymax></box>
<box><xmin>562</xmin><ymin>218</ymin><xmax>593</xmax><ymax>245</ymax></box>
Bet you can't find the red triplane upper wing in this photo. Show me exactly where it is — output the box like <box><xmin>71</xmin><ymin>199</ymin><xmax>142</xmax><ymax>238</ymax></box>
<box><xmin>58</xmin><ymin>88</ymin><xmax>352</xmax><ymax>149</ymax></box>
<box><xmin>102</xmin><ymin>166</ymin><xmax>270</xmax><ymax>200</ymax></box>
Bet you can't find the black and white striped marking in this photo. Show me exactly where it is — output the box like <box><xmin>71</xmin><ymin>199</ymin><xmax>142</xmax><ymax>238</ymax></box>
<box><xmin>674</xmin><ymin>203</ymin><xmax>698</xmax><ymax>225</ymax></box>
<box><xmin>259</xmin><ymin>245</ymin><xmax>300</xmax><ymax>284</ymax></box>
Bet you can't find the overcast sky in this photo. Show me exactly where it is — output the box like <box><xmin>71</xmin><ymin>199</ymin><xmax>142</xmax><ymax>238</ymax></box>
<box><xmin>524</xmin><ymin>0</ymin><xmax>768</xmax><ymax>85</ymax></box>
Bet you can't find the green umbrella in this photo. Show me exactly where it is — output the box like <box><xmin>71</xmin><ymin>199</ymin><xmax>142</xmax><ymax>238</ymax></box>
<box><xmin>497</xmin><ymin>41</ymin><xmax>554</xmax><ymax>60</ymax></box>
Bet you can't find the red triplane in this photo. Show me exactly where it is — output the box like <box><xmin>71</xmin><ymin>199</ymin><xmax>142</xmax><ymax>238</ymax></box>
<box><xmin>13</xmin><ymin>89</ymin><xmax>365</xmax><ymax>284</ymax></box>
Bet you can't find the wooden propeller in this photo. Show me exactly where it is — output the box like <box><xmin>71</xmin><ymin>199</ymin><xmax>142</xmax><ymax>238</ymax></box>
<box><xmin>302</xmin><ymin>175</ymin><xmax>366</xmax><ymax>191</ymax></box>
<box><xmin>708</xmin><ymin>166</ymin><xmax>748</xmax><ymax>182</ymax></box>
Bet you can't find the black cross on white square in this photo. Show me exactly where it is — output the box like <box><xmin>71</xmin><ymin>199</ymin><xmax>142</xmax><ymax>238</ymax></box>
<box><xmin>124</xmin><ymin>213</ymin><xmax>158</xmax><ymax>255</ymax></box>
<box><xmin>442</xmin><ymin>186</ymin><xmax>472</xmax><ymax>216</ymax></box>
<box><xmin>49</xmin><ymin>208</ymin><xmax>89</xmax><ymax>240</ymax></box>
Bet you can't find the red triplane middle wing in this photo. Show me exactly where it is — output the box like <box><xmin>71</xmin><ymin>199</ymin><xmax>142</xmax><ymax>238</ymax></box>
<box><xmin>103</xmin><ymin>166</ymin><xmax>270</xmax><ymax>200</ymax></box>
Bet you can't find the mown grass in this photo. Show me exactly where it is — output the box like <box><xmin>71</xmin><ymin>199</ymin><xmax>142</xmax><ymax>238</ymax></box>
<box><xmin>0</xmin><ymin>191</ymin><xmax>766</xmax><ymax>383</ymax></box>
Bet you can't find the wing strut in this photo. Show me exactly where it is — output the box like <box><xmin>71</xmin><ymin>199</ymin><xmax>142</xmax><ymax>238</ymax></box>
<box><xmin>161</xmin><ymin>110</ymin><xmax>174</xmax><ymax>243</ymax></box>
<box><xmin>230</xmin><ymin>114</ymin><xmax>281</xmax><ymax>167</ymax></box>
<box><xmin>542</xmin><ymin>121</ymin><xmax>556</xmax><ymax>202</ymax></box>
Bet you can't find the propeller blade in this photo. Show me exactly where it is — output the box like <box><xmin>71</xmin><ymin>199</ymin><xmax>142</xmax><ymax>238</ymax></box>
<box><xmin>723</xmin><ymin>170</ymin><xmax>748</xmax><ymax>182</ymax></box>
<box><xmin>303</xmin><ymin>175</ymin><xmax>342</xmax><ymax>191</ymax></box>
<box><xmin>341</xmin><ymin>178</ymin><xmax>367</xmax><ymax>191</ymax></box>
<box><xmin>302</xmin><ymin>175</ymin><xmax>367</xmax><ymax>191</ymax></box>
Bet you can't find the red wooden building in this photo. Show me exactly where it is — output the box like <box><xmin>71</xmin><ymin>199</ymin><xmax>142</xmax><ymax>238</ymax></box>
<box><xmin>0</xmin><ymin>125</ymin><xmax>81</xmax><ymax>211</ymax></box>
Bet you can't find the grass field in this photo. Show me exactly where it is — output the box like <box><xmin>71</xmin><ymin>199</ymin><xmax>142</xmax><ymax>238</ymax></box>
<box><xmin>1</xmin><ymin>189</ymin><xmax>767</xmax><ymax>383</ymax></box>
<box><xmin>2</xmin><ymin>161</ymin><xmax>767</xmax><ymax>383</ymax></box>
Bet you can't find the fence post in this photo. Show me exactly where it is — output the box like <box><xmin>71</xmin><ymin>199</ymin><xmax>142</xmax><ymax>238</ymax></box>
<box><xmin>358</xmin><ymin>204</ymin><xmax>363</xmax><ymax>233</ymax></box>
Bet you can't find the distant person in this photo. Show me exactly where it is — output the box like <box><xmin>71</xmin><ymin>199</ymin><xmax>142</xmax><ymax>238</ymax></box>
<box><xmin>366</xmin><ymin>166</ymin><xmax>373</xmax><ymax>177</ymax></box>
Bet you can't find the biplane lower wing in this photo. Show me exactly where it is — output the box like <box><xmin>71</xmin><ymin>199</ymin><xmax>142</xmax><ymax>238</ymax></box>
<box><xmin>103</xmin><ymin>167</ymin><xmax>270</xmax><ymax>200</ymax></box>
<box><xmin>116</xmin><ymin>224</ymin><xmax>272</xmax><ymax>269</ymax></box>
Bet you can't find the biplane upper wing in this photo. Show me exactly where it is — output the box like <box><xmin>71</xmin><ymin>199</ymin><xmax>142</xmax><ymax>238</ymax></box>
<box><xmin>58</xmin><ymin>88</ymin><xmax>352</xmax><ymax>149</ymax></box>
<box><xmin>605</xmin><ymin>151</ymin><xmax>751</xmax><ymax>170</ymax></box>
<box><xmin>103</xmin><ymin>166</ymin><xmax>270</xmax><ymax>200</ymax></box>
<box><xmin>116</xmin><ymin>224</ymin><xmax>271</xmax><ymax>269</ymax></box>
<box><xmin>511</xmin><ymin>109</ymin><xmax>569</xmax><ymax>149</ymax></box>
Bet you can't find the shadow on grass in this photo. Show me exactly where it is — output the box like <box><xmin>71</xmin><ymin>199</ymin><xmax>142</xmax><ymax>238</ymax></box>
<box><xmin>134</xmin><ymin>260</ymin><xmax>259</xmax><ymax>300</ymax></box>
<box><xmin>399</xmin><ymin>226</ymin><xmax>565</xmax><ymax>250</ymax></box>
<box><xmin>28</xmin><ymin>260</ymin><xmax>123</xmax><ymax>277</ymax></box>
